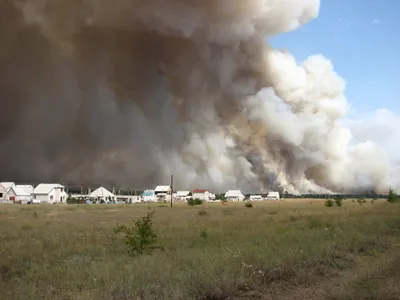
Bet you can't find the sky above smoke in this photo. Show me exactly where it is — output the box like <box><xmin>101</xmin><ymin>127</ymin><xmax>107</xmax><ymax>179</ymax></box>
<box><xmin>0</xmin><ymin>0</ymin><xmax>398</xmax><ymax>193</ymax></box>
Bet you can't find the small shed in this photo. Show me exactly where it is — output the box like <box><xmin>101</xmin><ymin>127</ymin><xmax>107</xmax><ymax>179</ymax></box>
<box><xmin>266</xmin><ymin>192</ymin><xmax>280</xmax><ymax>200</ymax></box>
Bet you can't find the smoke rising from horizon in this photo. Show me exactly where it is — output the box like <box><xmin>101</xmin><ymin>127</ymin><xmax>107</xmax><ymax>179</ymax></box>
<box><xmin>0</xmin><ymin>0</ymin><xmax>398</xmax><ymax>193</ymax></box>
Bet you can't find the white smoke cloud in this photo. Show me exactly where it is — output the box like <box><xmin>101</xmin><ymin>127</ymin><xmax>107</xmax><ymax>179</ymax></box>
<box><xmin>0</xmin><ymin>0</ymin><xmax>397</xmax><ymax>194</ymax></box>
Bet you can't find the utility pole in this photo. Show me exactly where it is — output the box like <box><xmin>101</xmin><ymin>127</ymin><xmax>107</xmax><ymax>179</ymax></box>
<box><xmin>170</xmin><ymin>174</ymin><xmax>173</xmax><ymax>208</ymax></box>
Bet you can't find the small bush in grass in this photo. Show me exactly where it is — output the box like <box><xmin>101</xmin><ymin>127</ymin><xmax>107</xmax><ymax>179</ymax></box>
<box><xmin>114</xmin><ymin>210</ymin><xmax>161</xmax><ymax>256</ymax></box>
<box><xmin>187</xmin><ymin>198</ymin><xmax>203</xmax><ymax>206</ymax></box>
<box><xmin>199</xmin><ymin>229</ymin><xmax>208</xmax><ymax>242</ymax></box>
<box><xmin>387</xmin><ymin>188</ymin><xmax>399</xmax><ymax>203</ymax></box>
<box><xmin>325</xmin><ymin>199</ymin><xmax>334</xmax><ymax>207</ymax></box>
<box><xmin>334</xmin><ymin>197</ymin><xmax>343</xmax><ymax>207</ymax></box>
<box><xmin>245</xmin><ymin>201</ymin><xmax>253</xmax><ymax>208</ymax></box>
<box><xmin>198</xmin><ymin>209</ymin><xmax>207</xmax><ymax>216</ymax></box>
<box><xmin>357</xmin><ymin>199</ymin><xmax>364</xmax><ymax>206</ymax></box>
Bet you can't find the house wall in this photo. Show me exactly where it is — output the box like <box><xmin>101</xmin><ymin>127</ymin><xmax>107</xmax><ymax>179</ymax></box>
<box><xmin>34</xmin><ymin>194</ymin><xmax>50</xmax><ymax>203</ymax></box>
<box><xmin>0</xmin><ymin>187</ymin><xmax>7</xmax><ymax>202</ymax></box>
<box><xmin>193</xmin><ymin>192</ymin><xmax>210</xmax><ymax>201</ymax></box>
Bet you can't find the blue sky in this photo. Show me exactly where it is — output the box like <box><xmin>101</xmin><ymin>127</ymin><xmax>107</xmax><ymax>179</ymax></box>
<box><xmin>270</xmin><ymin>0</ymin><xmax>399</xmax><ymax>115</ymax></box>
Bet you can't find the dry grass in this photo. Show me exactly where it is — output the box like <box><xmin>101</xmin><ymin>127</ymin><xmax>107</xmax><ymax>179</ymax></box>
<box><xmin>0</xmin><ymin>199</ymin><xmax>399</xmax><ymax>300</ymax></box>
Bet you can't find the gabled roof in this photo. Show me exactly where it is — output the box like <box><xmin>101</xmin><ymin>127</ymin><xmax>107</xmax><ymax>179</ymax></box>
<box><xmin>177</xmin><ymin>191</ymin><xmax>191</xmax><ymax>196</ymax></box>
<box><xmin>90</xmin><ymin>187</ymin><xmax>115</xmax><ymax>198</ymax></box>
<box><xmin>224</xmin><ymin>190</ymin><xmax>244</xmax><ymax>197</ymax></box>
<box><xmin>9</xmin><ymin>186</ymin><xmax>30</xmax><ymax>196</ymax></box>
<box><xmin>16</xmin><ymin>185</ymin><xmax>34</xmax><ymax>194</ymax></box>
<box><xmin>1</xmin><ymin>182</ymin><xmax>15</xmax><ymax>190</ymax></box>
<box><xmin>193</xmin><ymin>189</ymin><xmax>208</xmax><ymax>193</ymax></box>
<box><xmin>34</xmin><ymin>183</ymin><xmax>64</xmax><ymax>194</ymax></box>
<box><xmin>0</xmin><ymin>184</ymin><xmax>6</xmax><ymax>191</ymax></box>
<box><xmin>155</xmin><ymin>185</ymin><xmax>171</xmax><ymax>192</ymax></box>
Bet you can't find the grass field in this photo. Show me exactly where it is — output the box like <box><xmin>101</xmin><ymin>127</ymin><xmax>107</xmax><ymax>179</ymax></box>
<box><xmin>0</xmin><ymin>199</ymin><xmax>399</xmax><ymax>300</ymax></box>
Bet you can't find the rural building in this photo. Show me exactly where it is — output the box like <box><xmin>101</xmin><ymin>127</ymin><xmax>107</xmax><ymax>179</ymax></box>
<box><xmin>249</xmin><ymin>195</ymin><xmax>263</xmax><ymax>201</ymax></box>
<box><xmin>266</xmin><ymin>192</ymin><xmax>280</xmax><ymax>200</ymax></box>
<box><xmin>141</xmin><ymin>190</ymin><xmax>156</xmax><ymax>202</ymax></box>
<box><xmin>192</xmin><ymin>189</ymin><xmax>216</xmax><ymax>201</ymax></box>
<box><xmin>176</xmin><ymin>191</ymin><xmax>192</xmax><ymax>201</ymax></box>
<box><xmin>7</xmin><ymin>186</ymin><xmax>32</xmax><ymax>204</ymax></box>
<box><xmin>89</xmin><ymin>187</ymin><xmax>116</xmax><ymax>201</ymax></box>
<box><xmin>0</xmin><ymin>182</ymin><xmax>15</xmax><ymax>193</ymax></box>
<box><xmin>225</xmin><ymin>190</ymin><xmax>245</xmax><ymax>201</ymax></box>
<box><xmin>0</xmin><ymin>184</ymin><xmax>9</xmax><ymax>203</ymax></box>
<box><xmin>33</xmin><ymin>183</ymin><xmax>67</xmax><ymax>204</ymax></box>
<box><xmin>154</xmin><ymin>185</ymin><xmax>172</xmax><ymax>201</ymax></box>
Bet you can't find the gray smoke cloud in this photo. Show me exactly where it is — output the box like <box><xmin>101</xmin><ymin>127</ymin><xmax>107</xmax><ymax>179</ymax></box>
<box><xmin>0</xmin><ymin>0</ymin><xmax>397</xmax><ymax>193</ymax></box>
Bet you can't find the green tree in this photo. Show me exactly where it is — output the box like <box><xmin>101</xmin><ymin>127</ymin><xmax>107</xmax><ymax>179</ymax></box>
<box><xmin>387</xmin><ymin>188</ymin><xmax>399</xmax><ymax>203</ymax></box>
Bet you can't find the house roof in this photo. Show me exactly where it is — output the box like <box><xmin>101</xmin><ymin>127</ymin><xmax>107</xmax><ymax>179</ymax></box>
<box><xmin>16</xmin><ymin>185</ymin><xmax>34</xmax><ymax>194</ymax></box>
<box><xmin>155</xmin><ymin>185</ymin><xmax>171</xmax><ymax>192</ymax></box>
<box><xmin>177</xmin><ymin>191</ymin><xmax>191</xmax><ymax>196</ymax></box>
<box><xmin>9</xmin><ymin>186</ymin><xmax>31</xmax><ymax>196</ymax></box>
<box><xmin>90</xmin><ymin>187</ymin><xmax>115</xmax><ymax>198</ymax></box>
<box><xmin>193</xmin><ymin>189</ymin><xmax>208</xmax><ymax>193</ymax></box>
<box><xmin>224</xmin><ymin>190</ymin><xmax>244</xmax><ymax>197</ymax></box>
<box><xmin>34</xmin><ymin>183</ymin><xmax>64</xmax><ymax>194</ymax></box>
<box><xmin>141</xmin><ymin>190</ymin><xmax>155</xmax><ymax>197</ymax></box>
<box><xmin>1</xmin><ymin>182</ymin><xmax>15</xmax><ymax>190</ymax></box>
<box><xmin>267</xmin><ymin>192</ymin><xmax>280</xmax><ymax>197</ymax></box>
<box><xmin>0</xmin><ymin>184</ymin><xmax>6</xmax><ymax>191</ymax></box>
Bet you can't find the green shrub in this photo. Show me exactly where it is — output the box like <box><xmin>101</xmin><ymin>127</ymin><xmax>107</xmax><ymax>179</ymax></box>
<box><xmin>187</xmin><ymin>198</ymin><xmax>203</xmax><ymax>206</ymax></box>
<box><xmin>334</xmin><ymin>197</ymin><xmax>343</xmax><ymax>207</ymax></box>
<box><xmin>325</xmin><ymin>199</ymin><xmax>334</xmax><ymax>207</ymax></box>
<box><xmin>245</xmin><ymin>201</ymin><xmax>253</xmax><ymax>208</ymax></box>
<box><xmin>387</xmin><ymin>188</ymin><xmax>399</xmax><ymax>203</ymax></box>
<box><xmin>357</xmin><ymin>199</ymin><xmax>365</xmax><ymax>206</ymax></box>
<box><xmin>114</xmin><ymin>211</ymin><xmax>161</xmax><ymax>256</ymax></box>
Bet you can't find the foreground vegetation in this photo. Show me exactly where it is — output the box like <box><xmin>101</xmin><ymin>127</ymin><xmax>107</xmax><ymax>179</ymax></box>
<box><xmin>0</xmin><ymin>199</ymin><xmax>399</xmax><ymax>299</ymax></box>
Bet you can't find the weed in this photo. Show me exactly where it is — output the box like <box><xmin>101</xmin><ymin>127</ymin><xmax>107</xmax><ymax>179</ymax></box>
<box><xmin>325</xmin><ymin>199</ymin><xmax>334</xmax><ymax>207</ymax></box>
<box><xmin>334</xmin><ymin>197</ymin><xmax>343</xmax><ymax>207</ymax></box>
<box><xmin>199</xmin><ymin>229</ymin><xmax>209</xmax><ymax>242</ymax></box>
<box><xmin>114</xmin><ymin>210</ymin><xmax>161</xmax><ymax>256</ymax></box>
<box><xmin>187</xmin><ymin>198</ymin><xmax>203</xmax><ymax>206</ymax></box>
<box><xmin>33</xmin><ymin>211</ymin><xmax>38</xmax><ymax>218</ymax></box>
<box><xmin>245</xmin><ymin>201</ymin><xmax>253</xmax><ymax>208</ymax></box>
<box><xmin>198</xmin><ymin>209</ymin><xmax>207</xmax><ymax>216</ymax></box>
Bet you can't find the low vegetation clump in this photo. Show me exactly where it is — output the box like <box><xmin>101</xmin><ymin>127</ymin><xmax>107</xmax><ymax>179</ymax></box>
<box><xmin>334</xmin><ymin>196</ymin><xmax>344</xmax><ymax>207</ymax></box>
<box><xmin>245</xmin><ymin>201</ymin><xmax>253</xmax><ymax>208</ymax></box>
<box><xmin>387</xmin><ymin>188</ymin><xmax>399</xmax><ymax>203</ymax></box>
<box><xmin>0</xmin><ymin>199</ymin><xmax>399</xmax><ymax>300</ymax></box>
<box><xmin>187</xmin><ymin>198</ymin><xmax>203</xmax><ymax>206</ymax></box>
<box><xmin>325</xmin><ymin>199</ymin><xmax>334</xmax><ymax>207</ymax></box>
<box><xmin>113</xmin><ymin>210</ymin><xmax>161</xmax><ymax>256</ymax></box>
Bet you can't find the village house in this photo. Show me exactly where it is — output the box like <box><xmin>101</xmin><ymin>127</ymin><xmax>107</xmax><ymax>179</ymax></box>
<box><xmin>225</xmin><ymin>190</ymin><xmax>245</xmax><ymax>201</ymax></box>
<box><xmin>7</xmin><ymin>185</ymin><xmax>32</xmax><ymax>204</ymax></box>
<box><xmin>141</xmin><ymin>190</ymin><xmax>156</xmax><ymax>202</ymax></box>
<box><xmin>0</xmin><ymin>182</ymin><xmax>15</xmax><ymax>193</ymax></box>
<box><xmin>33</xmin><ymin>183</ymin><xmax>67</xmax><ymax>204</ymax></box>
<box><xmin>176</xmin><ymin>191</ymin><xmax>192</xmax><ymax>201</ymax></box>
<box><xmin>266</xmin><ymin>192</ymin><xmax>280</xmax><ymax>200</ymax></box>
<box><xmin>192</xmin><ymin>189</ymin><xmax>216</xmax><ymax>201</ymax></box>
<box><xmin>89</xmin><ymin>187</ymin><xmax>116</xmax><ymax>202</ymax></box>
<box><xmin>0</xmin><ymin>184</ymin><xmax>8</xmax><ymax>203</ymax></box>
<box><xmin>154</xmin><ymin>185</ymin><xmax>172</xmax><ymax>201</ymax></box>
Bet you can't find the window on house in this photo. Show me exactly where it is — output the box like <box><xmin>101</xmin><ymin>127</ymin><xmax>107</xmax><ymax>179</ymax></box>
<box><xmin>0</xmin><ymin>193</ymin><xmax>3</xmax><ymax>198</ymax></box>
<box><xmin>50</xmin><ymin>195</ymin><xmax>53</xmax><ymax>200</ymax></box>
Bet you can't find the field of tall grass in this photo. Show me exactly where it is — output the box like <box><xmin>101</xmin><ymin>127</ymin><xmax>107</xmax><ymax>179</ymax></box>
<box><xmin>0</xmin><ymin>199</ymin><xmax>399</xmax><ymax>300</ymax></box>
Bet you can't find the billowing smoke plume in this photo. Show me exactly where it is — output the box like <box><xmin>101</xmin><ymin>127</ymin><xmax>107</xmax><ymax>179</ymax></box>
<box><xmin>0</xmin><ymin>0</ymin><xmax>397</xmax><ymax>193</ymax></box>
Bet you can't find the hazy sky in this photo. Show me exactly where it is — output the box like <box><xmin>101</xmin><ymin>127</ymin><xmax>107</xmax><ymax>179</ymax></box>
<box><xmin>270</xmin><ymin>0</ymin><xmax>399</xmax><ymax>115</ymax></box>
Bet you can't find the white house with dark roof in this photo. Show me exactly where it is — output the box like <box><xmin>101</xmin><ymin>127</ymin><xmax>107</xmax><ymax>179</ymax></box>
<box><xmin>33</xmin><ymin>183</ymin><xmax>67</xmax><ymax>204</ymax></box>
